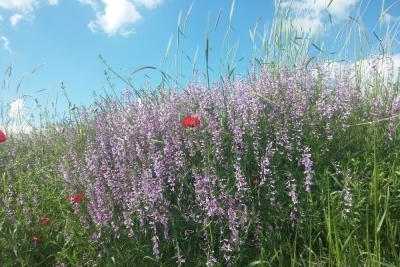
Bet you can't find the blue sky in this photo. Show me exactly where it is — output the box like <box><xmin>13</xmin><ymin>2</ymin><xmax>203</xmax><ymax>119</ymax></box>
<box><xmin>0</xmin><ymin>0</ymin><xmax>399</xmax><ymax>131</ymax></box>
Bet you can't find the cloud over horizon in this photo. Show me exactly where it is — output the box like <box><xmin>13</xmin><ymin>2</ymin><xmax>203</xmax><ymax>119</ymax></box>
<box><xmin>280</xmin><ymin>0</ymin><xmax>357</xmax><ymax>34</ymax></box>
<box><xmin>9</xmin><ymin>98</ymin><xmax>24</xmax><ymax>120</ymax></box>
<box><xmin>0</xmin><ymin>98</ymin><xmax>32</xmax><ymax>134</ymax></box>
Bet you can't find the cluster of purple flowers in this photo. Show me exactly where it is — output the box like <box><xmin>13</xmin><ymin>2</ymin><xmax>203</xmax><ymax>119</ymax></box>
<box><xmin>0</xmin><ymin>55</ymin><xmax>393</xmax><ymax>265</ymax></box>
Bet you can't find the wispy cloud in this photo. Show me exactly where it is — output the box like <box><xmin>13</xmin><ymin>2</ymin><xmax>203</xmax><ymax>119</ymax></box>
<box><xmin>78</xmin><ymin>0</ymin><xmax>98</xmax><ymax>10</ymax></box>
<box><xmin>134</xmin><ymin>0</ymin><xmax>163</xmax><ymax>9</ymax></box>
<box><xmin>382</xmin><ymin>13</ymin><xmax>400</xmax><ymax>25</ymax></box>
<box><xmin>48</xmin><ymin>0</ymin><xmax>59</xmax><ymax>5</ymax></box>
<box><xmin>0</xmin><ymin>36</ymin><xmax>12</xmax><ymax>52</ymax></box>
<box><xmin>10</xmin><ymin>14</ymin><xmax>23</xmax><ymax>27</ymax></box>
<box><xmin>0</xmin><ymin>0</ymin><xmax>59</xmax><ymax>25</ymax></box>
<box><xmin>80</xmin><ymin>0</ymin><xmax>163</xmax><ymax>36</ymax></box>
<box><xmin>280</xmin><ymin>0</ymin><xmax>357</xmax><ymax>34</ymax></box>
<box><xmin>0</xmin><ymin>0</ymin><xmax>37</xmax><ymax>14</ymax></box>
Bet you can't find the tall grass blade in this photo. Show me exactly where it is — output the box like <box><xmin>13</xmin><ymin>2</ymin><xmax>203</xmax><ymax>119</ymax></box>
<box><xmin>184</xmin><ymin>2</ymin><xmax>194</xmax><ymax>31</ymax></box>
<box><xmin>164</xmin><ymin>35</ymin><xmax>173</xmax><ymax>62</ymax></box>
<box><xmin>16</xmin><ymin>72</ymin><xmax>27</xmax><ymax>93</ymax></box>
<box><xmin>305</xmin><ymin>56</ymin><xmax>315</xmax><ymax>69</ymax></box>
<box><xmin>205</xmin><ymin>37</ymin><xmax>210</xmax><ymax>88</ymax></box>
<box><xmin>380</xmin><ymin>1</ymin><xmax>400</xmax><ymax>26</ymax></box>
<box><xmin>214</xmin><ymin>9</ymin><xmax>221</xmax><ymax>31</ymax></box>
<box><xmin>128</xmin><ymin>66</ymin><xmax>157</xmax><ymax>77</ymax></box>
<box><xmin>5</xmin><ymin>63</ymin><xmax>12</xmax><ymax>77</ymax></box>
<box><xmin>253</xmin><ymin>16</ymin><xmax>263</xmax><ymax>38</ymax></box>
<box><xmin>32</xmin><ymin>63</ymin><xmax>45</xmax><ymax>73</ymax></box>
<box><xmin>312</xmin><ymin>43</ymin><xmax>325</xmax><ymax>54</ymax></box>
<box><xmin>192</xmin><ymin>45</ymin><xmax>198</xmax><ymax>71</ymax></box>
<box><xmin>229</xmin><ymin>0</ymin><xmax>235</xmax><ymax>22</ymax></box>
<box><xmin>177</xmin><ymin>10</ymin><xmax>182</xmax><ymax>47</ymax></box>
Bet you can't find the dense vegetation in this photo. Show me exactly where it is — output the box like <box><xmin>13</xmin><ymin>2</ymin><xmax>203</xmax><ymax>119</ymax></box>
<box><xmin>1</xmin><ymin>1</ymin><xmax>400</xmax><ymax>266</ymax></box>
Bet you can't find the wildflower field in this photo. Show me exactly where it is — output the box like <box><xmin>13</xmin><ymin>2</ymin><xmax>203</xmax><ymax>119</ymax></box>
<box><xmin>1</xmin><ymin>1</ymin><xmax>400</xmax><ymax>266</ymax></box>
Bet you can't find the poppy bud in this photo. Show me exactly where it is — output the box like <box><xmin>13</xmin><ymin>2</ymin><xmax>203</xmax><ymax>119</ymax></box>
<box><xmin>252</xmin><ymin>179</ymin><xmax>259</xmax><ymax>185</ymax></box>
<box><xmin>32</xmin><ymin>236</ymin><xmax>42</xmax><ymax>242</ymax></box>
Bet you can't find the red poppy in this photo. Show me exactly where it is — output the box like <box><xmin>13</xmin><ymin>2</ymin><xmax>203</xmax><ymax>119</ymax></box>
<box><xmin>0</xmin><ymin>130</ymin><xmax>7</xmax><ymax>143</ymax></box>
<box><xmin>101</xmin><ymin>165</ymin><xmax>108</xmax><ymax>173</ymax></box>
<box><xmin>70</xmin><ymin>194</ymin><xmax>84</xmax><ymax>203</ymax></box>
<box><xmin>182</xmin><ymin>116</ymin><xmax>200</xmax><ymax>128</ymax></box>
<box><xmin>41</xmin><ymin>217</ymin><xmax>50</xmax><ymax>226</ymax></box>
<box><xmin>251</xmin><ymin>179</ymin><xmax>259</xmax><ymax>185</ymax></box>
<box><xmin>32</xmin><ymin>236</ymin><xmax>42</xmax><ymax>242</ymax></box>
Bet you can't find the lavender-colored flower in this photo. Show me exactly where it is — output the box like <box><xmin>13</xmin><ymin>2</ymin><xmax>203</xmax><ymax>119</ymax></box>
<box><xmin>301</xmin><ymin>148</ymin><xmax>314</xmax><ymax>192</ymax></box>
<box><xmin>151</xmin><ymin>235</ymin><xmax>159</xmax><ymax>259</ymax></box>
<box><xmin>206</xmin><ymin>254</ymin><xmax>217</xmax><ymax>267</ymax></box>
<box><xmin>288</xmin><ymin>181</ymin><xmax>299</xmax><ymax>206</ymax></box>
<box><xmin>342</xmin><ymin>169</ymin><xmax>352</xmax><ymax>218</ymax></box>
<box><xmin>6</xmin><ymin>210</ymin><xmax>16</xmax><ymax>223</ymax></box>
<box><xmin>221</xmin><ymin>239</ymin><xmax>233</xmax><ymax>262</ymax></box>
<box><xmin>44</xmin><ymin>54</ymin><xmax>400</xmax><ymax>264</ymax></box>
<box><xmin>175</xmin><ymin>249</ymin><xmax>186</xmax><ymax>266</ymax></box>
<box><xmin>287</xmin><ymin>174</ymin><xmax>299</xmax><ymax>229</ymax></box>
<box><xmin>290</xmin><ymin>210</ymin><xmax>297</xmax><ymax>230</ymax></box>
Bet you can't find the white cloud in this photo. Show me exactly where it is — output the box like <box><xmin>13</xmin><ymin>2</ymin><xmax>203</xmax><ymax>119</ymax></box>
<box><xmin>6</xmin><ymin>98</ymin><xmax>28</xmax><ymax>132</ymax></box>
<box><xmin>9</xmin><ymin>98</ymin><xmax>25</xmax><ymax>120</ymax></box>
<box><xmin>134</xmin><ymin>0</ymin><xmax>162</xmax><ymax>9</ymax></box>
<box><xmin>0</xmin><ymin>36</ymin><xmax>12</xmax><ymax>52</ymax></box>
<box><xmin>6</xmin><ymin>98</ymin><xmax>32</xmax><ymax>133</ymax></box>
<box><xmin>382</xmin><ymin>13</ymin><xmax>391</xmax><ymax>24</ymax></box>
<box><xmin>280</xmin><ymin>0</ymin><xmax>357</xmax><ymax>35</ymax></box>
<box><xmin>382</xmin><ymin>13</ymin><xmax>399</xmax><ymax>25</ymax></box>
<box><xmin>81</xmin><ymin>0</ymin><xmax>163</xmax><ymax>36</ymax></box>
<box><xmin>10</xmin><ymin>14</ymin><xmax>23</xmax><ymax>27</ymax></box>
<box><xmin>119</xmin><ymin>28</ymin><xmax>136</xmax><ymax>36</ymax></box>
<box><xmin>3</xmin><ymin>123</ymin><xmax>32</xmax><ymax>134</ymax></box>
<box><xmin>1</xmin><ymin>98</ymin><xmax>38</xmax><ymax>134</ymax></box>
<box><xmin>78</xmin><ymin>0</ymin><xmax>98</xmax><ymax>10</ymax></box>
<box><xmin>355</xmin><ymin>54</ymin><xmax>400</xmax><ymax>92</ymax></box>
<box><xmin>354</xmin><ymin>54</ymin><xmax>400</xmax><ymax>83</ymax></box>
<box><xmin>314</xmin><ymin>54</ymin><xmax>400</xmax><ymax>92</ymax></box>
<box><xmin>88</xmin><ymin>0</ymin><xmax>142</xmax><ymax>36</ymax></box>
<box><xmin>0</xmin><ymin>0</ymin><xmax>38</xmax><ymax>14</ymax></box>
<box><xmin>0</xmin><ymin>0</ymin><xmax>59</xmax><ymax>26</ymax></box>
<box><xmin>392</xmin><ymin>55</ymin><xmax>400</xmax><ymax>83</ymax></box>
<box><xmin>323</xmin><ymin>0</ymin><xmax>357</xmax><ymax>20</ymax></box>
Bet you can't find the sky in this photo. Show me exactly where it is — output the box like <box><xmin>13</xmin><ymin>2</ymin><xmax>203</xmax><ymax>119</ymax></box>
<box><xmin>0</xmin><ymin>0</ymin><xmax>399</xmax><ymax>131</ymax></box>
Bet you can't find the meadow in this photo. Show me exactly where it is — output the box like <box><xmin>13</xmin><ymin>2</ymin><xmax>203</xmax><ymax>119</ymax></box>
<box><xmin>1</xmin><ymin>1</ymin><xmax>400</xmax><ymax>266</ymax></box>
